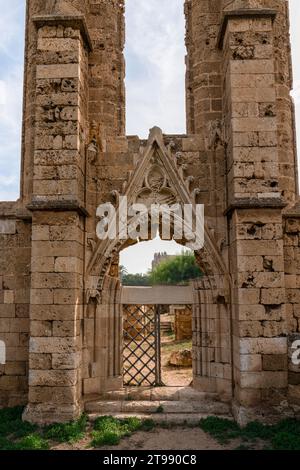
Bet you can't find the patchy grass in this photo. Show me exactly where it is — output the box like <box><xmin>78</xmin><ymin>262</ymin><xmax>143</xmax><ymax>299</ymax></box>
<box><xmin>0</xmin><ymin>407</ymin><xmax>45</xmax><ymax>450</ymax></box>
<box><xmin>0</xmin><ymin>407</ymin><xmax>87</xmax><ymax>450</ymax></box>
<box><xmin>0</xmin><ymin>406</ymin><xmax>299</xmax><ymax>450</ymax></box>
<box><xmin>199</xmin><ymin>417</ymin><xmax>240</xmax><ymax>444</ymax></box>
<box><xmin>0</xmin><ymin>406</ymin><xmax>37</xmax><ymax>439</ymax></box>
<box><xmin>161</xmin><ymin>339</ymin><xmax>192</xmax><ymax>354</ymax></box>
<box><xmin>45</xmin><ymin>414</ymin><xmax>88</xmax><ymax>443</ymax></box>
<box><xmin>90</xmin><ymin>416</ymin><xmax>156</xmax><ymax>448</ymax></box>
<box><xmin>199</xmin><ymin>416</ymin><xmax>300</xmax><ymax>450</ymax></box>
<box><xmin>16</xmin><ymin>434</ymin><xmax>49</xmax><ymax>450</ymax></box>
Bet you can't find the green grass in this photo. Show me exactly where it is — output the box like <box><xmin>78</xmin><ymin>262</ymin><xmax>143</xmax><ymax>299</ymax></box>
<box><xmin>16</xmin><ymin>434</ymin><xmax>49</xmax><ymax>450</ymax></box>
<box><xmin>0</xmin><ymin>407</ymin><xmax>37</xmax><ymax>439</ymax></box>
<box><xmin>90</xmin><ymin>416</ymin><xmax>156</xmax><ymax>448</ymax></box>
<box><xmin>199</xmin><ymin>416</ymin><xmax>300</xmax><ymax>450</ymax></box>
<box><xmin>45</xmin><ymin>414</ymin><xmax>88</xmax><ymax>443</ymax></box>
<box><xmin>0</xmin><ymin>407</ymin><xmax>87</xmax><ymax>450</ymax></box>
<box><xmin>199</xmin><ymin>417</ymin><xmax>240</xmax><ymax>444</ymax></box>
<box><xmin>0</xmin><ymin>407</ymin><xmax>43</xmax><ymax>450</ymax></box>
<box><xmin>0</xmin><ymin>406</ymin><xmax>299</xmax><ymax>451</ymax></box>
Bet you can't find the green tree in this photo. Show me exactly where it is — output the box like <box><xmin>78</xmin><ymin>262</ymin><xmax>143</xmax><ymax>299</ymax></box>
<box><xmin>121</xmin><ymin>273</ymin><xmax>151</xmax><ymax>286</ymax></box>
<box><xmin>149</xmin><ymin>251</ymin><xmax>202</xmax><ymax>285</ymax></box>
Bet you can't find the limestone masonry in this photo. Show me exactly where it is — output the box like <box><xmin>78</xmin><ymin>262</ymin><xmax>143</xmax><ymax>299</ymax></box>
<box><xmin>0</xmin><ymin>0</ymin><xmax>300</xmax><ymax>425</ymax></box>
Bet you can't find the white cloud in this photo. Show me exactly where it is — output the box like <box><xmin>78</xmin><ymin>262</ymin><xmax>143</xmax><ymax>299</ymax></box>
<box><xmin>125</xmin><ymin>0</ymin><xmax>186</xmax><ymax>137</ymax></box>
<box><xmin>0</xmin><ymin>1</ymin><xmax>25</xmax><ymax>201</ymax></box>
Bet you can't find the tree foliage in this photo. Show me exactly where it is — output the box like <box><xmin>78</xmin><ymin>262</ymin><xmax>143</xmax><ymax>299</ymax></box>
<box><xmin>149</xmin><ymin>251</ymin><xmax>202</xmax><ymax>285</ymax></box>
<box><xmin>120</xmin><ymin>267</ymin><xmax>150</xmax><ymax>286</ymax></box>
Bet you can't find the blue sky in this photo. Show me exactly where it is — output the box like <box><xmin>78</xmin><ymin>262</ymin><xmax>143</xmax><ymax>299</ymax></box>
<box><xmin>0</xmin><ymin>0</ymin><xmax>300</xmax><ymax>272</ymax></box>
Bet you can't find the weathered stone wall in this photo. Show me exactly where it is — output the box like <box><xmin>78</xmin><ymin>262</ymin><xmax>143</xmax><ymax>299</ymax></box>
<box><xmin>283</xmin><ymin>207</ymin><xmax>300</xmax><ymax>409</ymax></box>
<box><xmin>172</xmin><ymin>306</ymin><xmax>193</xmax><ymax>341</ymax></box>
<box><xmin>0</xmin><ymin>204</ymin><xmax>31</xmax><ymax>407</ymax></box>
<box><xmin>218</xmin><ymin>2</ymin><xmax>292</xmax><ymax>421</ymax></box>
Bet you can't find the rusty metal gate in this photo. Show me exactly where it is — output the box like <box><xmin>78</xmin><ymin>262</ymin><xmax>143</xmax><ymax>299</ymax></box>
<box><xmin>123</xmin><ymin>304</ymin><xmax>162</xmax><ymax>386</ymax></box>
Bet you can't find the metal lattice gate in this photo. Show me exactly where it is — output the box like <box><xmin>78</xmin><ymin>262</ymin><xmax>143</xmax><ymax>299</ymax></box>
<box><xmin>123</xmin><ymin>305</ymin><xmax>162</xmax><ymax>386</ymax></box>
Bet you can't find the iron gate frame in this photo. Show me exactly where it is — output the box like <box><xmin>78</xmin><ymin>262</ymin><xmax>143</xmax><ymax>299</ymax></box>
<box><xmin>123</xmin><ymin>304</ymin><xmax>163</xmax><ymax>386</ymax></box>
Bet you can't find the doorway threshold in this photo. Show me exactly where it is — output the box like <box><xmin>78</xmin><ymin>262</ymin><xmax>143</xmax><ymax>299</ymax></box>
<box><xmin>84</xmin><ymin>386</ymin><xmax>231</xmax><ymax>424</ymax></box>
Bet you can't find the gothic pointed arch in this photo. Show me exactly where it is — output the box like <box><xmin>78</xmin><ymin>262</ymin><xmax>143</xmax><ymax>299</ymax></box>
<box><xmin>85</xmin><ymin>127</ymin><xmax>229</xmax><ymax>294</ymax></box>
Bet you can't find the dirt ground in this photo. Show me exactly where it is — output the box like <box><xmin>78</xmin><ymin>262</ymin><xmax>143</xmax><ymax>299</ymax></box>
<box><xmin>101</xmin><ymin>428</ymin><xmax>237</xmax><ymax>450</ymax></box>
<box><xmin>161</xmin><ymin>335</ymin><xmax>193</xmax><ymax>387</ymax></box>
<box><xmin>52</xmin><ymin>427</ymin><xmax>244</xmax><ymax>451</ymax></box>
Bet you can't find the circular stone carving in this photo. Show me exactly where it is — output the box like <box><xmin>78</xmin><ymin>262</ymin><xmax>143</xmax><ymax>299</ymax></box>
<box><xmin>146</xmin><ymin>165</ymin><xmax>166</xmax><ymax>192</ymax></box>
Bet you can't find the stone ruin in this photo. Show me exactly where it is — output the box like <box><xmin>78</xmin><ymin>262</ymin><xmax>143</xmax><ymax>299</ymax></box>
<box><xmin>0</xmin><ymin>0</ymin><xmax>299</xmax><ymax>425</ymax></box>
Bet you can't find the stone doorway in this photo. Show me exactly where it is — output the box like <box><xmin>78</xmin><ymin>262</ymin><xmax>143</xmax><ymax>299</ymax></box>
<box><xmin>122</xmin><ymin>302</ymin><xmax>193</xmax><ymax>388</ymax></box>
<box><xmin>121</xmin><ymin>286</ymin><xmax>194</xmax><ymax>391</ymax></box>
<box><xmin>123</xmin><ymin>304</ymin><xmax>162</xmax><ymax>387</ymax></box>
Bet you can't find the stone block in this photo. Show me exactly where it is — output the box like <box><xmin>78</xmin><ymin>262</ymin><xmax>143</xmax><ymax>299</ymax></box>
<box><xmin>30</xmin><ymin>304</ymin><xmax>79</xmax><ymax>321</ymax></box>
<box><xmin>54</xmin><ymin>257</ymin><xmax>81</xmax><ymax>273</ymax></box>
<box><xmin>52</xmin><ymin>320</ymin><xmax>80</xmax><ymax>337</ymax></box>
<box><xmin>4</xmin><ymin>362</ymin><xmax>26</xmax><ymax>376</ymax></box>
<box><xmin>240</xmin><ymin>371</ymin><xmax>287</xmax><ymax>389</ymax></box>
<box><xmin>261</xmin><ymin>288</ymin><xmax>285</xmax><ymax>305</ymax></box>
<box><xmin>29</xmin><ymin>369</ymin><xmax>77</xmax><ymax>387</ymax></box>
<box><xmin>0</xmin><ymin>304</ymin><xmax>15</xmax><ymax>318</ymax></box>
<box><xmin>29</xmin><ymin>354</ymin><xmax>52</xmax><ymax>370</ymax></box>
<box><xmin>37</xmin><ymin>38</ymin><xmax>79</xmax><ymax>52</ymax></box>
<box><xmin>30</xmin><ymin>289</ymin><xmax>54</xmax><ymax>305</ymax></box>
<box><xmin>230</xmin><ymin>59</ymin><xmax>274</xmax><ymax>74</ymax></box>
<box><xmin>31</xmin><ymin>257</ymin><xmax>55</xmax><ymax>273</ymax></box>
<box><xmin>31</xmin><ymin>226</ymin><xmax>49</xmax><ymax>241</ymax></box>
<box><xmin>0</xmin><ymin>220</ymin><xmax>16</xmax><ymax>235</ymax></box>
<box><xmin>36</xmin><ymin>64</ymin><xmax>79</xmax><ymax>79</ymax></box>
<box><xmin>4</xmin><ymin>291</ymin><xmax>14</xmax><ymax>304</ymax></box>
<box><xmin>29</xmin><ymin>337</ymin><xmax>79</xmax><ymax>354</ymax></box>
<box><xmin>31</xmin><ymin>321</ymin><xmax>52</xmax><ymax>337</ymax></box>
<box><xmin>239</xmin><ymin>354</ymin><xmax>262</xmax><ymax>372</ymax></box>
<box><xmin>240</xmin><ymin>338</ymin><xmax>287</xmax><ymax>355</ymax></box>
<box><xmin>262</xmin><ymin>355</ymin><xmax>288</xmax><ymax>371</ymax></box>
<box><xmin>29</xmin><ymin>385</ymin><xmax>77</xmax><ymax>404</ymax></box>
<box><xmin>52</xmin><ymin>352</ymin><xmax>81</xmax><ymax>370</ymax></box>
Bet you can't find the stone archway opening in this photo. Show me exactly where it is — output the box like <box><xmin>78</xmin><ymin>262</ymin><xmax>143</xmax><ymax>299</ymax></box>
<box><xmin>84</xmin><ymin>232</ymin><xmax>232</xmax><ymax>417</ymax></box>
<box><xmin>83</xmin><ymin>127</ymin><xmax>233</xmax><ymax>409</ymax></box>
<box><xmin>119</xmin><ymin>237</ymin><xmax>195</xmax><ymax>389</ymax></box>
<box><xmin>115</xmin><ymin>232</ymin><xmax>197</xmax><ymax>387</ymax></box>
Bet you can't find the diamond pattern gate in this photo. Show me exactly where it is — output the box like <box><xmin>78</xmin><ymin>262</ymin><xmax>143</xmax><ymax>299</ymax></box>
<box><xmin>123</xmin><ymin>304</ymin><xmax>162</xmax><ymax>386</ymax></box>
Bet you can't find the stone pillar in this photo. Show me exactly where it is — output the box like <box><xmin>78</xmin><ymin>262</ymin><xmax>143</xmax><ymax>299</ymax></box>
<box><xmin>185</xmin><ymin>0</ymin><xmax>227</xmax><ymax>250</ymax></box>
<box><xmin>219</xmin><ymin>2</ymin><xmax>290</xmax><ymax>421</ymax></box>
<box><xmin>24</xmin><ymin>211</ymin><xmax>84</xmax><ymax>424</ymax></box>
<box><xmin>87</xmin><ymin>0</ymin><xmax>125</xmax><ymax>140</ymax></box>
<box><xmin>185</xmin><ymin>0</ymin><xmax>223</xmax><ymax>136</ymax></box>
<box><xmin>20</xmin><ymin>0</ymin><xmax>91</xmax><ymax>203</ymax></box>
<box><xmin>23</xmin><ymin>3</ymin><xmax>90</xmax><ymax>423</ymax></box>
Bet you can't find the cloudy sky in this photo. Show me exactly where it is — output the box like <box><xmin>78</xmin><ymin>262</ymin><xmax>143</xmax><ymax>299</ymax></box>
<box><xmin>0</xmin><ymin>0</ymin><xmax>300</xmax><ymax>273</ymax></box>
